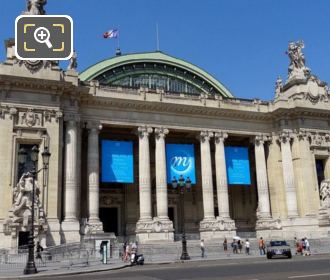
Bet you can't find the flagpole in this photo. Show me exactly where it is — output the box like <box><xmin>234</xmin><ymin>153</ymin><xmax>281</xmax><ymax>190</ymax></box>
<box><xmin>156</xmin><ymin>22</ymin><xmax>160</xmax><ymax>51</ymax></box>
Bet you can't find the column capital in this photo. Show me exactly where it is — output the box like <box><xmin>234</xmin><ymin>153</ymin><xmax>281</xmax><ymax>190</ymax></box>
<box><xmin>138</xmin><ymin>125</ymin><xmax>153</xmax><ymax>138</ymax></box>
<box><xmin>295</xmin><ymin>129</ymin><xmax>311</xmax><ymax>141</ymax></box>
<box><xmin>214</xmin><ymin>131</ymin><xmax>228</xmax><ymax>143</ymax></box>
<box><xmin>200</xmin><ymin>130</ymin><xmax>214</xmax><ymax>142</ymax></box>
<box><xmin>64</xmin><ymin>114</ymin><xmax>80</xmax><ymax>124</ymax></box>
<box><xmin>278</xmin><ymin>130</ymin><xmax>294</xmax><ymax>144</ymax></box>
<box><xmin>86</xmin><ymin>121</ymin><xmax>102</xmax><ymax>132</ymax></box>
<box><xmin>154</xmin><ymin>127</ymin><xmax>169</xmax><ymax>139</ymax></box>
<box><xmin>255</xmin><ymin>134</ymin><xmax>271</xmax><ymax>146</ymax></box>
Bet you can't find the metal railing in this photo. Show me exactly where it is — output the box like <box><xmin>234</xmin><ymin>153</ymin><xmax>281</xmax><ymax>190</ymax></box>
<box><xmin>0</xmin><ymin>242</ymin><xmax>121</xmax><ymax>271</ymax></box>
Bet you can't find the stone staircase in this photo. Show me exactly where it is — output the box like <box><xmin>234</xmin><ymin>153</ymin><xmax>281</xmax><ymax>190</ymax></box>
<box><xmin>138</xmin><ymin>237</ymin><xmax>330</xmax><ymax>262</ymax></box>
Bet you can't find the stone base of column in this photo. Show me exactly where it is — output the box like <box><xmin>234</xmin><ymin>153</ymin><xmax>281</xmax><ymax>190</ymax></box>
<box><xmin>61</xmin><ymin>219</ymin><xmax>81</xmax><ymax>243</ymax></box>
<box><xmin>135</xmin><ymin>217</ymin><xmax>174</xmax><ymax>243</ymax></box>
<box><xmin>199</xmin><ymin>217</ymin><xmax>236</xmax><ymax>240</ymax></box>
<box><xmin>319</xmin><ymin>207</ymin><xmax>330</xmax><ymax>227</ymax></box>
<box><xmin>256</xmin><ymin>217</ymin><xmax>282</xmax><ymax>231</ymax></box>
<box><xmin>266</xmin><ymin>216</ymin><xmax>328</xmax><ymax>240</ymax></box>
<box><xmin>46</xmin><ymin>218</ymin><xmax>62</xmax><ymax>246</ymax></box>
<box><xmin>84</xmin><ymin>220</ymin><xmax>104</xmax><ymax>235</ymax></box>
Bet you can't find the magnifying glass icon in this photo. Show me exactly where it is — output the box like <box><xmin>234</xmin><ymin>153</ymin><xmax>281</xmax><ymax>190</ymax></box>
<box><xmin>34</xmin><ymin>27</ymin><xmax>53</xmax><ymax>49</ymax></box>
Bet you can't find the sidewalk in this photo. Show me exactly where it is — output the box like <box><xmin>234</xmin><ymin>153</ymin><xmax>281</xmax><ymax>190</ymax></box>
<box><xmin>0</xmin><ymin>260</ymin><xmax>130</xmax><ymax>279</ymax></box>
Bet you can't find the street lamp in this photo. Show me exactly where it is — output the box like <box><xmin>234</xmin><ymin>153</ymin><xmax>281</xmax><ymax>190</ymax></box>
<box><xmin>19</xmin><ymin>145</ymin><xmax>51</xmax><ymax>275</ymax></box>
<box><xmin>171</xmin><ymin>174</ymin><xmax>191</xmax><ymax>260</ymax></box>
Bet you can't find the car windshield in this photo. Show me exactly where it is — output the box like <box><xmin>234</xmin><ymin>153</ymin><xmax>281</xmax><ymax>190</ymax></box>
<box><xmin>270</xmin><ymin>241</ymin><xmax>287</xmax><ymax>246</ymax></box>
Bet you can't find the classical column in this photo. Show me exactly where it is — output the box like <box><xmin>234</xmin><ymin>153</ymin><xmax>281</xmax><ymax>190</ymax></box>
<box><xmin>279</xmin><ymin>131</ymin><xmax>299</xmax><ymax>217</ymax></box>
<box><xmin>137</xmin><ymin>126</ymin><xmax>153</xmax><ymax>222</ymax></box>
<box><xmin>87</xmin><ymin>122</ymin><xmax>102</xmax><ymax>228</ymax></box>
<box><xmin>63</xmin><ymin>119</ymin><xmax>79</xmax><ymax>222</ymax></box>
<box><xmin>214</xmin><ymin>131</ymin><xmax>230</xmax><ymax>218</ymax></box>
<box><xmin>154</xmin><ymin>127</ymin><xmax>170</xmax><ymax>220</ymax></box>
<box><xmin>200</xmin><ymin>131</ymin><xmax>215</xmax><ymax>220</ymax></box>
<box><xmin>254</xmin><ymin>135</ymin><xmax>272</xmax><ymax>218</ymax></box>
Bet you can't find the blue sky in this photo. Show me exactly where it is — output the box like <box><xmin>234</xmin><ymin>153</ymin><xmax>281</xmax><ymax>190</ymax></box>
<box><xmin>0</xmin><ymin>0</ymin><xmax>329</xmax><ymax>100</ymax></box>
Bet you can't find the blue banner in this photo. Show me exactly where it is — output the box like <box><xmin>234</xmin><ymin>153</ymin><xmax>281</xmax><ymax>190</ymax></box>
<box><xmin>166</xmin><ymin>144</ymin><xmax>196</xmax><ymax>184</ymax></box>
<box><xmin>225</xmin><ymin>146</ymin><xmax>251</xmax><ymax>185</ymax></box>
<box><xmin>101</xmin><ymin>140</ymin><xmax>134</xmax><ymax>183</ymax></box>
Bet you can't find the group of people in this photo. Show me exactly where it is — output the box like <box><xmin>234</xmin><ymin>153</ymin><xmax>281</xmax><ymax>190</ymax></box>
<box><xmin>200</xmin><ymin>237</ymin><xmax>251</xmax><ymax>257</ymax></box>
<box><xmin>122</xmin><ymin>241</ymin><xmax>138</xmax><ymax>262</ymax></box>
<box><xmin>294</xmin><ymin>237</ymin><xmax>311</xmax><ymax>256</ymax></box>
<box><xmin>226</xmin><ymin>238</ymin><xmax>251</xmax><ymax>255</ymax></box>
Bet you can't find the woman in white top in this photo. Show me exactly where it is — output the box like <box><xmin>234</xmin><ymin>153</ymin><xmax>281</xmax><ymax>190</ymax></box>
<box><xmin>245</xmin><ymin>239</ymin><xmax>250</xmax><ymax>255</ymax></box>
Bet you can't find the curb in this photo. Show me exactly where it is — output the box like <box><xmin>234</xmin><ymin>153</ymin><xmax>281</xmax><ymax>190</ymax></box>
<box><xmin>0</xmin><ymin>263</ymin><xmax>131</xmax><ymax>279</ymax></box>
<box><xmin>1</xmin><ymin>252</ymin><xmax>328</xmax><ymax>279</ymax></box>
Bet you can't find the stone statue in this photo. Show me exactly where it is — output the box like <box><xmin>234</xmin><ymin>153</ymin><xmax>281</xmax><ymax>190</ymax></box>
<box><xmin>4</xmin><ymin>172</ymin><xmax>45</xmax><ymax>232</ymax></box>
<box><xmin>275</xmin><ymin>76</ymin><xmax>283</xmax><ymax>98</ymax></box>
<box><xmin>319</xmin><ymin>180</ymin><xmax>330</xmax><ymax>209</ymax></box>
<box><xmin>67</xmin><ymin>50</ymin><xmax>78</xmax><ymax>70</ymax></box>
<box><xmin>26</xmin><ymin>0</ymin><xmax>47</xmax><ymax>15</ymax></box>
<box><xmin>286</xmin><ymin>41</ymin><xmax>311</xmax><ymax>80</ymax></box>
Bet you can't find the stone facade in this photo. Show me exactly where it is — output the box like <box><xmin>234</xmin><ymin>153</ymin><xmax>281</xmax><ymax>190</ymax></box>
<box><xmin>1</xmin><ymin>36</ymin><xmax>330</xmax><ymax>249</ymax></box>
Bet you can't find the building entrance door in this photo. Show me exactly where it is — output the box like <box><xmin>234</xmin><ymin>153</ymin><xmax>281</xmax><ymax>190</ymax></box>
<box><xmin>316</xmin><ymin>159</ymin><xmax>325</xmax><ymax>187</ymax></box>
<box><xmin>99</xmin><ymin>207</ymin><xmax>118</xmax><ymax>235</ymax></box>
<box><xmin>168</xmin><ymin>207</ymin><xmax>176</xmax><ymax>232</ymax></box>
<box><xmin>18</xmin><ymin>231</ymin><xmax>29</xmax><ymax>247</ymax></box>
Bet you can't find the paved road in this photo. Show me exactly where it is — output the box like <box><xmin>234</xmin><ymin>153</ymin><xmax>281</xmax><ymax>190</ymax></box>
<box><xmin>33</xmin><ymin>254</ymin><xmax>330</xmax><ymax>280</ymax></box>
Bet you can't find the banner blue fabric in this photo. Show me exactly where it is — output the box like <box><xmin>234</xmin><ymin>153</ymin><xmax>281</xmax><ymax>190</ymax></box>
<box><xmin>101</xmin><ymin>140</ymin><xmax>134</xmax><ymax>183</ymax></box>
<box><xmin>225</xmin><ymin>146</ymin><xmax>251</xmax><ymax>185</ymax></box>
<box><xmin>166</xmin><ymin>144</ymin><xmax>196</xmax><ymax>184</ymax></box>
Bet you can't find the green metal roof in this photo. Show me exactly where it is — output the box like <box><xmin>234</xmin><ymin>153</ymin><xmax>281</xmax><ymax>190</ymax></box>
<box><xmin>79</xmin><ymin>51</ymin><xmax>234</xmax><ymax>98</ymax></box>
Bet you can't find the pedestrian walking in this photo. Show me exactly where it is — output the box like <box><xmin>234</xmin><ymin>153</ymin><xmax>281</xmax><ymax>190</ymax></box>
<box><xmin>294</xmin><ymin>237</ymin><xmax>300</xmax><ymax>255</ymax></box>
<box><xmin>238</xmin><ymin>239</ymin><xmax>242</xmax><ymax>254</ymax></box>
<box><xmin>245</xmin><ymin>239</ymin><xmax>250</xmax><ymax>255</ymax></box>
<box><xmin>258</xmin><ymin>237</ymin><xmax>266</xmax><ymax>255</ymax></box>
<box><xmin>232</xmin><ymin>239</ymin><xmax>238</xmax><ymax>254</ymax></box>
<box><xmin>223</xmin><ymin>238</ymin><xmax>228</xmax><ymax>252</ymax></box>
<box><xmin>200</xmin><ymin>239</ymin><xmax>205</xmax><ymax>258</ymax></box>
<box><xmin>304</xmin><ymin>237</ymin><xmax>311</xmax><ymax>256</ymax></box>
<box><xmin>36</xmin><ymin>242</ymin><xmax>44</xmax><ymax>262</ymax></box>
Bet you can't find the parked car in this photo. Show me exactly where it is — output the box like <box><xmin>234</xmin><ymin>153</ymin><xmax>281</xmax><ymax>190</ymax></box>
<box><xmin>266</xmin><ymin>240</ymin><xmax>292</xmax><ymax>259</ymax></box>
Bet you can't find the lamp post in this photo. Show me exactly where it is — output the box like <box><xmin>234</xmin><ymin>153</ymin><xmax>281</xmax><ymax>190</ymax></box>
<box><xmin>19</xmin><ymin>145</ymin><xmax>51</xmax><ymax>275</ymax></box>
<box><xmin>171</xmin><ymin>174</ymin><xmax>191</xmax><ymax>260</ymax></box>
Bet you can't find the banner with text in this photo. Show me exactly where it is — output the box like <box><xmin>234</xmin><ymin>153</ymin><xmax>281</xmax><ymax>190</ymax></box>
<box><xmin>166</xmin><ymin>144</ymin><xmax>196</xmax><ymax>184</ymax></box>
<box><xmin>101</xmin><ymin>140</ymin><xmax>134</xmax><ymax>183</ymax></box>
<box><xmin>225</xmin><ymin>146</ymin><xmax>251</xmax><ymax>185</ymax></box>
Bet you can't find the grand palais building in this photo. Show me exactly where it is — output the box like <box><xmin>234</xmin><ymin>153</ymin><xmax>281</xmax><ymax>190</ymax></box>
<box><xmin>2</xmin><ymin>8</ymin><xmax>330</xmax><ymax>250</ymax></box>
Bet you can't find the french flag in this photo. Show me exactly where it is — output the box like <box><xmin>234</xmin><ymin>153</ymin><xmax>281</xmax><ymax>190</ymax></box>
<box><xmin>103</xmin><ymin>29</ymin><xmax>119</xmax><ymax>39</ymax></box>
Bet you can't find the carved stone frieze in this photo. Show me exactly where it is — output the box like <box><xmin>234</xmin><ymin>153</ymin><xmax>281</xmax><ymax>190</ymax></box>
<box><xmin>199</xmin><ymin>216</ymin><xmax>236</xmax><ymax>232</ymax></box>
<box><xmin>99</xmin><ymin>195</ymin><xmax>122</xmax><ymax>207</ymax></box>
<box><xmin>19</xmin><ymin>108</ymin><xmax>42</xmax><ymax>127</ymax></box>
<box><xmin>256</xmin><ymin>217</ymin><xmax>282</xmax><ymax>230</ymax></box>
<box><xmin>309</xmin><ymin>132</ymin><xmax>330</xmax><ymax>149</ymax></box>
<box><xmin>135</xmin><ymin>217</ymin><xmax>174</xmax><ymax>233</ymax></box>
<box><xmin>44</xmin><ymin>109</ymin><xmax>63</xmax><ymax>123</ymax></box>
<box><xmin>0</xmin><ymin>106</ymin><xmax>17</xmax><ymax>120</ymax></box>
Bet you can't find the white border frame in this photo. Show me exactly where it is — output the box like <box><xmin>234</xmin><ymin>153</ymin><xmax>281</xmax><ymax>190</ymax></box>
<box><xmin>15</xmin><ymin>15</ymin><xmax>73</xmax><ymax>61</ymax></box>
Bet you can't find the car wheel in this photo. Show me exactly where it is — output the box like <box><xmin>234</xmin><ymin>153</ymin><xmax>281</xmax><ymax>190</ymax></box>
<box><xmin>288</xmin><ymin>253</ymin><xmax>292</xmax><ymax>259</ymax></box>
<box><xmin>267</xmin><ymin>254</ymin><xmax>272</xmax><ymax>259</ymax></box>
